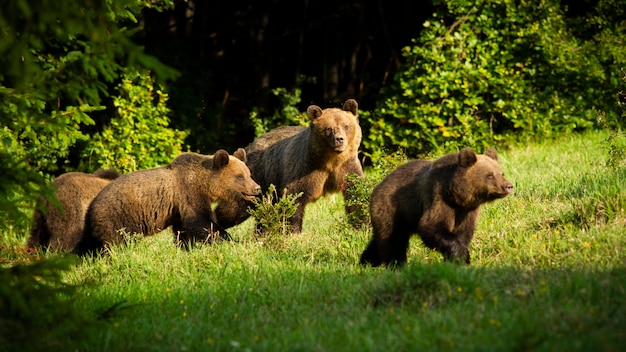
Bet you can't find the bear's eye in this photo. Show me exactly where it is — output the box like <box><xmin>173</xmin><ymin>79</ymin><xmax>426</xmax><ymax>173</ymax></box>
<box><xmin>486</xmin><ymin>173</ymin><xmax>495</xmax><ymax>180</ymax></box>
<box><xmin>237</xmin><ymin>174</ymin><xmax>244</xmax><ymax>181</ymax></box>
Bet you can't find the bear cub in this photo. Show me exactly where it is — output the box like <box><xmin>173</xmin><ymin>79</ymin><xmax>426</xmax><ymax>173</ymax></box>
<box><xmin>360</xmin><ymin>147</ymin><xmax>513</xmax><ymax>267</ymax></box>
<box><xmin>74</xmin><ymin>149</ymin><xmax>260</xmax><ymax>254</ymax></box>
<box><xmin>28</xmin><ymin>169</ymin><xmax>120</xmax><ymax>252</ymax></box>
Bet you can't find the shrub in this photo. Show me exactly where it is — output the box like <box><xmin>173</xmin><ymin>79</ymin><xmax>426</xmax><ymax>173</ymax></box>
<box><xmin>364</xmin><ymin>0</ymin><xmax>624</xmax><ymax>160</ymax></box>
<box><xmin>343</xmin><ymin>149</ymin><xmax>408</xmax><ymax>229</ymax></box>
<box><xmin>247</xmin><ymin>184</ymin><xmax>302</xmax><ymax>248</ymax></box>
<box><xmin>249</xmin><ymin>79</ymin><xmax>312</xmax><ymax>137</ymax></box>
<box><xmin>81</xmin><ymin>70</ymin><xmax>188</xmax><ymax>173</ymax></box>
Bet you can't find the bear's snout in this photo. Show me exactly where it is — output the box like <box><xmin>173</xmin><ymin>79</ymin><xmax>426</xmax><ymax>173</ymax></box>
<box><xmin>329</xmin><ymin>134</ymin><xmax>347</xmax><ymax>152</ymax></box>
<box><xmin>244</xmin><ymin>184</ymin><xmax>261</xmax><ymax>201</ymax></box>
<box><xmin>495</xmin><ymin>181</ymin><xmax>514</xmax><ymax>198</ymax></box>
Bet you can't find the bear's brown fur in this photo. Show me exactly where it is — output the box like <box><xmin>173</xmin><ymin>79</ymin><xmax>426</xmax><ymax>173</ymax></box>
<box><xmin>27</xmin><ymin>169</ymin><xmax>120</xmax><ymax>252</ymax></box>
<box><xmin>360</xmin><ymin>147</ymin><xmax>513</xmax><ymax>267</ymax></box>
<box><xmin>74</xmin><ymin>149</ymin><xmax>260</xmax><ymax>254</ymax></box>
<box><xmin>215</xmin><ymin>99</ymin><xmax>364</xmax><ymax>233</ymax></box>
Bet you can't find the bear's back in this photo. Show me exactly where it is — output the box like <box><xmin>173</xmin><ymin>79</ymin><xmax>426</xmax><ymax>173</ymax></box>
<box><xmin>90</xmin><ymin>167</ymin><xmax>174</xmax><ymax>216</ymax></box>
<box><xmin>370</xmin><ymin>160</ymin><xmax>433</xmax><ymax>220</ymax></box>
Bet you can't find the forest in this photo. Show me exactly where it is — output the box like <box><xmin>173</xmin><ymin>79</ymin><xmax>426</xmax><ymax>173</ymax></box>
<box><xmin>1</xmin><ymin>0</ymin><xmax>625</xmax><ymax>231</ymax></box>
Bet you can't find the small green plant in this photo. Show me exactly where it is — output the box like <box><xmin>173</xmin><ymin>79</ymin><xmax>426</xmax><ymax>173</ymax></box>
<box><xmin>343</xmin><ymin>174</ymin><xmax>378</xmax><ymax>230</ymax></box>
<box><xmin>604</xmin><ymin>128</ymin><xmax>626</xmax><ymax>169</ymax></box>
<box><xmin>601</xmin><ymin>72</ymin><xmax>626</xmax><ymax>169</ymax></box>
<box><xmin>247</xmin><ymin>184</ymin><xmax>302</xmax><ymax>248</ymax></box>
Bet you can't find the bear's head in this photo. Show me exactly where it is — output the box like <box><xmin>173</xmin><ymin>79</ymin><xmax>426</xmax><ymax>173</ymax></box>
<box><xmin>307</xmin><ymin>99</ymin><xmax>361</xmax><ymax>153</ymax></box>
<box><xmin>207</xmin><ymin>148</ymin><xmax>261</xmax><ymax>202</ymax></box>
<box><xmin>447</xmin><ymin>147</ymin><xmax>513</xmax><ymax>209</ymax></box>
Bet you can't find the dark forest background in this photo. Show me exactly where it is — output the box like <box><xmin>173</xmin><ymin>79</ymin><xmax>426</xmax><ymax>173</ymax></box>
<box><xmin>138</xmin><ymin>1</ymin><xmax>434</xmax><ymax>151</ymax></box>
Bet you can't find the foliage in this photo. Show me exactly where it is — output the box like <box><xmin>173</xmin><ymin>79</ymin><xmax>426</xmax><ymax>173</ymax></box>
<box><xmin>364</xmin><ymin>0</ymin><xmax>626</xmax><ymax>160</ymax></box>
<box><xmin>0</xmin><ymin>256</ymin><xmax>100</xmax><ymax>351</ymax></box>
<box><xmin>81</xmin><ymin>71</ymin><xmax>189</xmax><ymax>173</ymax></box>
<box><xmin>343</xmin><ymin>150</ymin><xmax>408</xmax><ymax>229</ymax></box>
<box><xmin>249</xmin><ymin>78</ymin><xmax>313</xmax><ymax>137</ymax></box>
<box><xmin>247</xmin><ymin>184</ymin><xmax>302</xmax><ymax>241</ymax></box>
<box><xmin>0</xmin><ymin>0</ymin><xmax>178</xmax><ymax>233</ymax></box>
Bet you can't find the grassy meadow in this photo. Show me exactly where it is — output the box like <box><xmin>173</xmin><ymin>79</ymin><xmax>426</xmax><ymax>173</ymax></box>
<box><xmin>2</xmin><ymin>130</ymin><xmax>625</xmax><ymax>351</ymax></box>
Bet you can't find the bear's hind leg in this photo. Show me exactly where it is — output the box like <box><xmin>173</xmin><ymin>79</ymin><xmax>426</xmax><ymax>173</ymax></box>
<box><xmin>359</xmin><ymin>239</ymin><xmax>382</xmax><ymax>266</ymax></box>
<box><xmin>382</xmin><ymin>234</ymin><xmax>411</xmax><ymax>268</ymax></box>
<box><xmin>363</xmin><ymin>229</ymin><xmax>411</xmax><ymax>268</ymax></box>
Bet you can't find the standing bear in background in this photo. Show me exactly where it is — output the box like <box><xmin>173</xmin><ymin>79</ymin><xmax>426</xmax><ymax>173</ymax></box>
<box><xmin>360</xmin><ymin>148</ymin><xmax>513</xmax><ymax>268</ymax></box>
<box><xmin>215</xmin><ymin>99</ymin><xmax>364</xmax><ymax>233</ymax></box>
<box><xmin>74</xmin><ymin>149</ymin><xmax>260</xmax><ymax>254</ymax></box>
<box><xmin>28</xmin><ymin>169</ymin><xmax>120</xmax><ymax>252</ymax></box>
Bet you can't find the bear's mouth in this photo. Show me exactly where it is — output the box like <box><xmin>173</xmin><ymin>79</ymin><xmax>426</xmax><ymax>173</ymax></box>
<box><xmin>243</xmin><ymin>193</ymin><xmax>258</xmax><ymax>201</ymax></box>
<box><xmin>494</xmin><ymin>187</ymin><xmax>513</xmax><ymax>198</ymax></box>
<box><xmin>333</xmin><ymin>144</ymin><xmax>347</xmax><ymax>152</ymax></box>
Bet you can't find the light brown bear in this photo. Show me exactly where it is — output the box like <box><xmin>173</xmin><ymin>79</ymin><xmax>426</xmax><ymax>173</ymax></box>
<box><xmin>27</xmin><ymin>169</ymin><xmax>120</xmax><ymax>252</ymax></box>
<box><xmin>360</xmin><ymin>147</ymin><xmax>513</xmax><ymax>267</ymax></box>
<box><xmin>73</xmin><ymin>149</ymin><xmax>260</xmax><ymax>254</ymax></box>
<box><xmin>215</xmin><ymin>99</ymin><xmax>364</xmax><ymax>233</ymax></box>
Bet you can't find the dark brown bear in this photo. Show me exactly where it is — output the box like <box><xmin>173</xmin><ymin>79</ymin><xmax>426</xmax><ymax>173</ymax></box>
<box><xmin>360</xmin><ymin>148</ymin><xmax>513</xmax><ymax>267</ymax></box>
<box><xmin>27</xmin><ymin>169</ymin><xmax>120</xmax><ymax>252</ymax></box>
<box><xmin>74</xmin><ymin>149</ymin><xmax>260</xmax><ymax>254</ymax></box>
<box><xmin>215</xmin><ymin>99</ymin><xmax>364</xmax><ymax>233</ymax></box>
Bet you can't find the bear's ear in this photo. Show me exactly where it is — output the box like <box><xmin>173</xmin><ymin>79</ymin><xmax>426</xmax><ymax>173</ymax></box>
<box><xmin>212</xmin><ymin>149</ymin><xmax>230</xmax><ymax>170</ymax></box>
<box><xmin>484</xmin><ymin>147</ymin><xmax>498</xmax><ymax>161</ymax></box>
<box><xmin>459</xmin><ymin>148</ymin><xmax>477</xmax><ymax>167</ymax></box>
<box><xmin>343</xmin><ymin>99</ymin><xmax>358</xmax><ymax>116</ymax></box>
<box><xmin>233</xmin><ymin>148</ymin><xmax>247</xmax><ymax>163</ymax></box>
<box><xmin>307</xmin><ymin>105</ymin><xmax>323</xmax><ymax>122</ymax></box>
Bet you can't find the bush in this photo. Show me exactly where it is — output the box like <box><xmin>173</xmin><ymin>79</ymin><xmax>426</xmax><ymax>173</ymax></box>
<box><xmin>81</xmin><ymin>71</ymin><xmax>189</xmax><ymax>173</ymax></box>
<box><xmin>364</xmin><ymin>0</ymin><xmax>625</xmax><ymax>160</ymax></box>
<box><xmin>343</xmin><ymin>149</ymin><xmax>408</xmax><ymax>229</ymax></box>
<box><xmin>249</xmin><ymin>80</ymin><xmax>312</xmax><ymax>137</ymax></box>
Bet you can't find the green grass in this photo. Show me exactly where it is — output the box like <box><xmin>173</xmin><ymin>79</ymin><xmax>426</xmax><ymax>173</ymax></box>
<box><xmin>2</xmin><ymin>130</ymin><xmax>625</xmax><ymax>351</ymax></box>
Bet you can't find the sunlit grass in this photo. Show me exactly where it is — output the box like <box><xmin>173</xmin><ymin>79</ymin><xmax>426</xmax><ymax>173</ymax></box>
<box><xmin>2</xmin><ymin>130</ymin><xmax>625</xmax><ymax>351</ymax></box>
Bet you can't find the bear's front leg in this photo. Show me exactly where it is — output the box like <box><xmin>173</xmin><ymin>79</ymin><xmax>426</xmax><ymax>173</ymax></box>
<box><xmin>418</xmin><ymin>223</ymin><xmax>471</xmax><ymax>265</ymax></box>
<box><xmin>175</xmin><ymin>216</ymin><xmax>227</xmax><ymax>250</ymax></box>
<box><xmin>440</xmin><ymin>243</ymin><xmax>471</xmax><ymax>265</ymax></box>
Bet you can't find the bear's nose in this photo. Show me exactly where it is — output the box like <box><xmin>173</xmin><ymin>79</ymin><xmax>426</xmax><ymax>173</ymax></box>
<box><xmin>504</xmin><ymin>183</ymin><xmax>514</xmax><ymax>193</ymax></box>
<box><xmin>254</xmin><ymin>185</ymin><xmax>261</xmax><ymax>195</ymax></box>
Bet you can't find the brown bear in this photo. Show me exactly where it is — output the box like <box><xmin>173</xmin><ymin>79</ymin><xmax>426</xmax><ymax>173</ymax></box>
<box><xmin>73</xmin><ymin>149</ymin><xmax>260</xmax><ymax>254</ymax></box>
<box><xmin>360</xmin><ymin>147</ymin><xmax>513</xmax><ymax>267</ymax></box>
<box><xmin>27</xmin><ymin>169</ymin><xmax>120</xmax><ymax>252</ymax></box>
<box><xmin>215</xmin><ymin>99</ymin><xmax>364</xmax><ymax>233</ymax></box>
